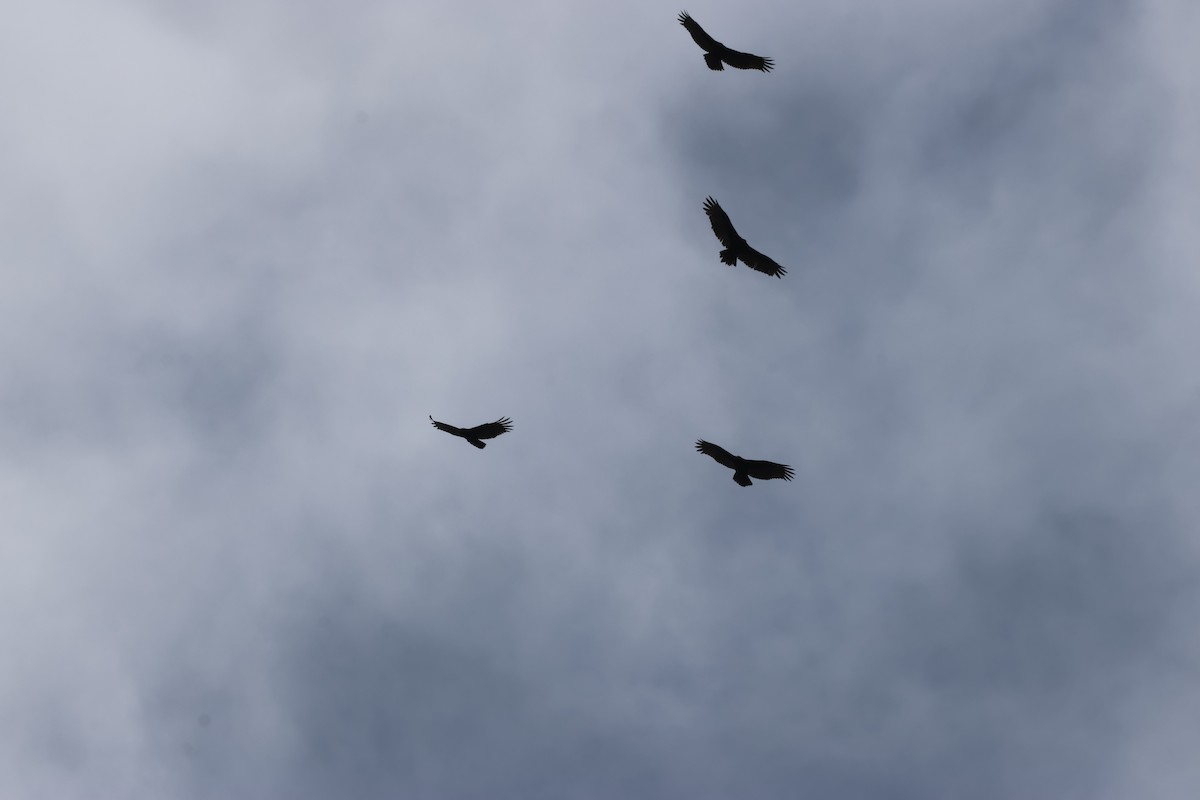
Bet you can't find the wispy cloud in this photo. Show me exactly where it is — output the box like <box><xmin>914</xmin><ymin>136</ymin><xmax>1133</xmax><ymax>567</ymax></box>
<box><xmin>3</xmin><ymin>0</ymin><xmax>1199</xmax><ymax>797</ymax></box>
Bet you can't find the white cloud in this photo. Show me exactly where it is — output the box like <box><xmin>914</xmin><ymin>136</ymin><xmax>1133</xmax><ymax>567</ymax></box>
<box><xmin>3</xmin><ymin>0</ymin><xmax>1200</xmax><ymax>796</ymax></box>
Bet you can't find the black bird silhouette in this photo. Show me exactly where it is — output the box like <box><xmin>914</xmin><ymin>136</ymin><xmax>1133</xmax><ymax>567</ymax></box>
<box><xmin>430</xmin><ymin>415</ymin><xmax>513</xmax><ymax>449</ymax></box>
<box><xmin>678</xmin><ymin>12</ymin><xmax>774</xmax><ymax>72</ymax></box>
<box><xmin>695</xmin><ymin>440</ymin><xmax>793</xmax><ymax>486</ymax></box>
<box><xmin>703</xmin><ymin>197</ymin><xmax>787</xmax><ymax>278</ymax></box>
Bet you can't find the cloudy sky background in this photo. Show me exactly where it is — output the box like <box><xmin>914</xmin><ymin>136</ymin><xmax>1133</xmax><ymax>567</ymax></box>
<box><xmin>3</xmin><ymin>0</ymin><xmax>1200</xmax><ymax>796</ymax></box>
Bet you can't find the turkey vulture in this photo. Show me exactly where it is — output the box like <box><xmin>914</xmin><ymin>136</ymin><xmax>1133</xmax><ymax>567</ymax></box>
<box><xmin>703</xmin><ymin>197</ymin><xmax>787</xmax><ymax>278</ymax></box>
<box><xmin>678</xmin><ymin>12</ymin><xmax>774</xmax><ymax>72</ymax></box>
<box><xmin>430</xmin><ymin>415</ymin><xmax>513</xmax><ymax>449</ymax></box>
<box><xmin>695</xmin><ymin>440</ymin><xmax>793</xmax><ymax>486</ymax></box>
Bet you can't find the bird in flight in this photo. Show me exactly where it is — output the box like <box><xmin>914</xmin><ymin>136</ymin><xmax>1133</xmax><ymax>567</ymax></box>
<box><xmin>695</xmin><ymin>440</ymin><xmax>793</xmax><ymax>486</ymax></box>
<box><xmin>678</xmin><ymin>12</ymin><xmax>774</xmax><ymax>72</ymax></box>
<box><xmin>703</xmin><ymin>197</ymin><xmax>787</xmax><ymax>278</ymax></box>
<box><xmin>430</xmin><ymin>415</ymin><xmax>513</xmax><ymax>449</ymax></box>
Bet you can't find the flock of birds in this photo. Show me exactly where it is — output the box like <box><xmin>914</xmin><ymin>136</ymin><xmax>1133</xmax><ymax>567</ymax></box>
<box><xmin>431</xmin><ymin>12</ymin><xmax>793</xmax><ymax>487</ymax></box>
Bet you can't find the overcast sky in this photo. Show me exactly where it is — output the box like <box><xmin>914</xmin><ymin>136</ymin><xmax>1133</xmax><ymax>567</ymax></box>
<box><xmin>3</xmin><ymin>0</ymin><xmax>1200</xmax><ymax>797</ymax></box>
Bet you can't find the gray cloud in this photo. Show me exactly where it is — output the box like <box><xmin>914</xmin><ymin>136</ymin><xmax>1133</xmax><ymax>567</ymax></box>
<box><xmin>3</xmin><ymin>0</ymin><xmax>1200</xmax><ymax>797</ymax></box>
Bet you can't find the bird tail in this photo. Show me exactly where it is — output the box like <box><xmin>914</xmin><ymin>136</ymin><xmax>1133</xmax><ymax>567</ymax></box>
<box><xmin>719</xmin><ymin>248</ymin><xmax>738</xmax><ymax>266</ymax></box>
<box><xmin>733</xmin><ymin>472</ymin><xmax>752</xmax><ymax>487</ymax></box>
<box><xmin>704</xmin><ymin>53</ymin><xmax>724</xmax><ymax>70</ymax></box>
<box><xmin>467</xmin><ymin>439</ymin><xmax>486</xmax><ymax>449</ymax></box>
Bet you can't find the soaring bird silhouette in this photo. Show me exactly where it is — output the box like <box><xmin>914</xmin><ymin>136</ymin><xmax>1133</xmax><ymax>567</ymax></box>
<box><xmin>678</xmin><ymin>12</ymin><xmax>774</xmax><ymax>72</ymax></box>
<box><xmin>702</xmin><ymin>197</ymin><xmax>787</xmax><ymax>278</ymax></box>
<box><xmin>695</xmin><ymin>440</ymin><xmax>793</xmax><ymax>486</ymax></box>
<box><xmin>430</xmin><ymin>415</ymin><xmax>513</xmax><ymax>449</ymax></box>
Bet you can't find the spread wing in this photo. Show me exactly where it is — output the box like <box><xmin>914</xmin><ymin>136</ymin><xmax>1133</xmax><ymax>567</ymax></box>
<box><xmin>721</xmin><ymin>47</ymin><xmax>774</xmax><ymax>72</ymax></box>
<box><xmin>741</xmin><ymin>245</ymin><xmax>787</xmax><ymax>278</ymax></box>
<box><xmin>429</xmin><ymin>415</ymin><xmax>462</xmax><ymax>436</ymax></box>
<box><xmin>743</xmin><ymin>458</ymin><xmax>794</xmax><ymax>481</ymax></box>
<box><xmin>695</xmin><ymin>440</ymin><xmax>740</xmax><ymax>470</ymax></box>
<box><xmin>678</xmin><ymin>12</ymin><xmax>720</xmax><ymax>52</ymax></box>
<box><xmin>703</xmin><ymin>197</ymin><xmax>741</xmax><ymax>248</ymax></box>
<box><xmin>465</xmin><ymin>417</ymin><xmax>513</xmax><ymax>440</ymax></box>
